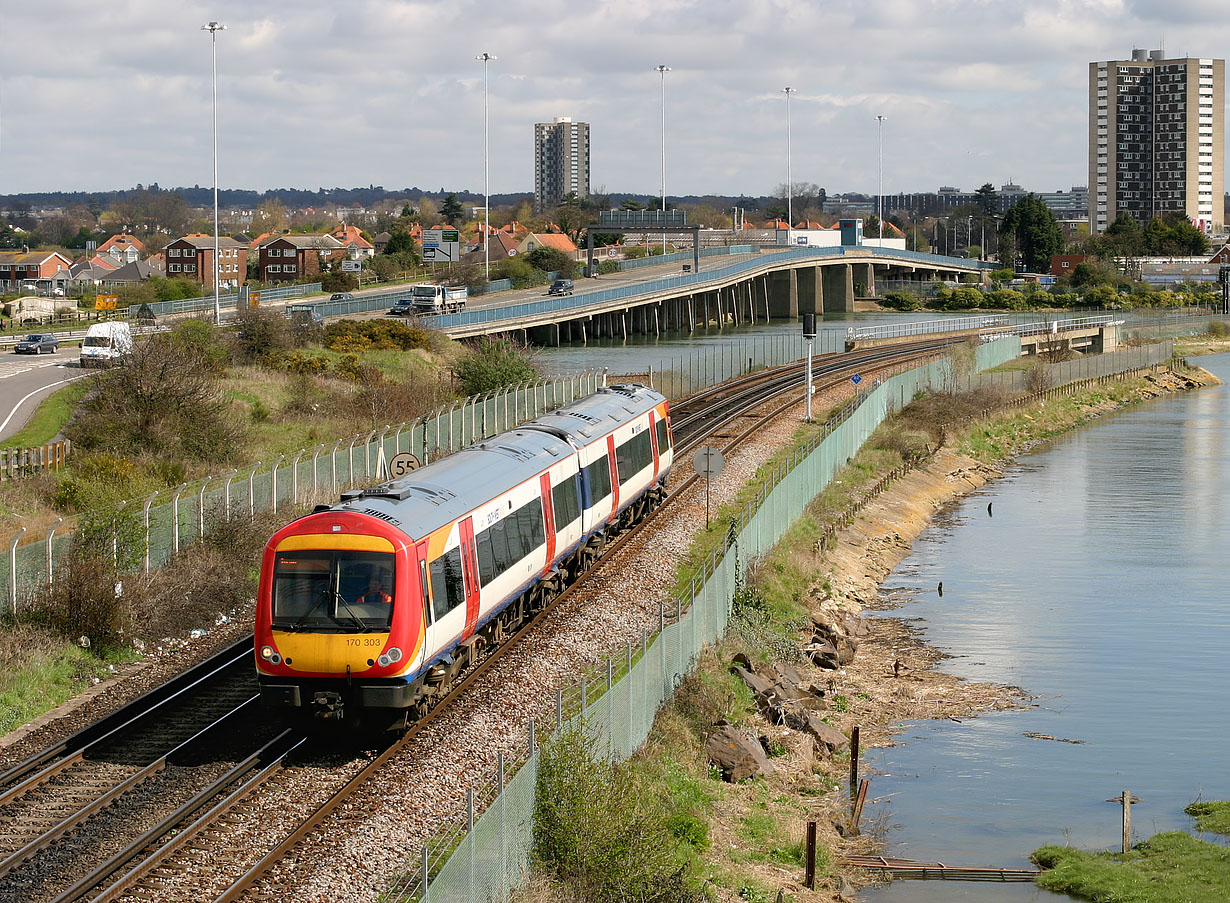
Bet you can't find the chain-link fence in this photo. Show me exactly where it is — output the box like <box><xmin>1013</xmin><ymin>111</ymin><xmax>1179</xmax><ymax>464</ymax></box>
<box><xmin>4</xmin><ymin>372</ymin><xmax>605</xmax><ymax>614</ymax></box>
<box><xmin>381</xmin><ymin>339</ymin><xmax>1023</xmax><ymax>902</ymax></box>
<box><xmin>959</xmin><ymin>341</ymin><xmax>1173</xmax><ymax>394</ymax></box>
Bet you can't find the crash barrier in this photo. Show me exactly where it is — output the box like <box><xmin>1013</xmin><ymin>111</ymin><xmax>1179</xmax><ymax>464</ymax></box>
<box><xmin>381</xmin><ymin>338</ymin><xmax>1020</xmax><ymax>901</ymax></box>
<box><xmin>3</xmin><ymin>373</ymin><xmax>604</xmax><ymax>612</ymax></box>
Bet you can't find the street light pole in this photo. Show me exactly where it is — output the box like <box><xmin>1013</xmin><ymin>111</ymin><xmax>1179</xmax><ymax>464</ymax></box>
<box><xmin>656</xmin><ymin>65</ymin><xmax>670</xmax><ymax>256</ymax></box>
<box><xmin>202</xmin><ymin>21</ymin><xmax>226</xmax><ymax>325</ymax></box>
<box><xmin>876</xmin><ymin>114</ymin><xmax>885</xmax><ymax>246</ymax></box>
<box><xmin>784</xmin><ymin>87</ymin><xmax>796</xmax><ymax>245</ymax></box>
<box><xmin>477</xmin><ymin>52</ymin><xmax>496</xmax><ymax>284</ymax></box>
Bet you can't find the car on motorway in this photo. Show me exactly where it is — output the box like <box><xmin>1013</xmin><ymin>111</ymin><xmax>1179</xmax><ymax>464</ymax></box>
<box><xmin>387</xmin><ymin>301</ymin><xmax>414</xmax><ymax>316</ymax></box>
<box><xmin>330</xmin><ymin>292</ymin><xmax>355</xmax><ymax>301</ymax></box>
<box><xmin>547</xmin><ymin>278</ymin><xmax>574</xmax><ymax>296</ymax></box>
<box><xmin>13</xmin><ymin>333</ymin><xmax>59</xmax><ymax>354</ymax></box>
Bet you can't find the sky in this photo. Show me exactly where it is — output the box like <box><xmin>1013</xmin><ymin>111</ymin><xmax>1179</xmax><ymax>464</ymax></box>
<box><xmin>1</xmin><ymin>0</ymin><xmax>1226</xmax><ymax>200</ymax></box>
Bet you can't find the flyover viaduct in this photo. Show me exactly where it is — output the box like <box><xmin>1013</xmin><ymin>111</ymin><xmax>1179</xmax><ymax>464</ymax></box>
<box><xmin>432</xmin><ymin>246</ymin><xmax>995</xmax><ymax>344</ymax></box>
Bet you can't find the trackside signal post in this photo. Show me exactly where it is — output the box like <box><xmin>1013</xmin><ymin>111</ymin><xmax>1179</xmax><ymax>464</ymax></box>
<box><xmin>803</xmin><ymin>312</ymin><xmax>817</xmax><ymax>422</ymax></box>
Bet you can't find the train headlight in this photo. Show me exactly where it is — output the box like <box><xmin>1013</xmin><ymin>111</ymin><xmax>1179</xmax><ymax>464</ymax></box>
<box><xmin>386</xmin><ymin>646</ymin><xmax>403</xmax><ymax>663</ymax></box>
<box><xmin>378</xmin><ymin>654</ymin><xmax>390</xmax><ymax>667</ymax></box>
<box><xmin>260</xmin><ymin>645</ymin><xmax>282</xmax><ymax>665</ymax></box>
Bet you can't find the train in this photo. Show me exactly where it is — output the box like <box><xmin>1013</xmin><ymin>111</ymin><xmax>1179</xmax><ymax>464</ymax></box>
<box><xmin>255</xmin><ymin>384</ymin><xmax>673</xmax><ymax>725</ymax></box>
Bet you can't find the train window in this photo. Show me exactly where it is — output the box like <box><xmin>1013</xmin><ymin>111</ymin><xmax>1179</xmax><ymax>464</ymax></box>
<box><xmin>552</xmin><ymin>475</ymin><xmax>581</xmax><ymax>528</ymax></box>
<box><xmin>475</xmin><ymin>497</ymin><xmax>545</xmax><ymax>586</ymax></box>
<box><xmin>429</xmin><ymin>548</ymin><xmax>465</xmax><ymax>621</ymax></box>
<box><xmin>656</xmin><ymin>417</ymin><xmax>670</xmax><ymax>454</ymax></box>
<box><xmin>584</xmin><ymin>453</ymin><xmax>611</xmax><ymax>504</ymax></box>
<box><xmin>271</xmin><ymin>550</ymin><xmax>394</xmax><ymax>632</ymax></box>
<box><xmin>616</xmin><ymin>430</ymin><xmax>653</xmax><ymax>484</ymax></box>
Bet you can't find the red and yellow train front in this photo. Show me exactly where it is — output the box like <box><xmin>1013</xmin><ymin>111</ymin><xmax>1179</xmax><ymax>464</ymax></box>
<box><xmin>254</xmin><ymin>510</ymin><xmax>424</xmax><ymax>718</ymax></box>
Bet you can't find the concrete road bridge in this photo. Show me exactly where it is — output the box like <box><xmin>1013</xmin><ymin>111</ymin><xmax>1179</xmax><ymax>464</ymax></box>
<box><xmin>427</xmin><ymin>245</ymin><xmax>996</xmax><ymax>344</ymax></box>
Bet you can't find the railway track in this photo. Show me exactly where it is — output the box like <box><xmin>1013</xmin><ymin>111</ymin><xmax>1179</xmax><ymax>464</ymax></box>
<box><xmin>7</xmin><ymin>337</ymin><xmax>957</xmax><ymax>902</ymax></box>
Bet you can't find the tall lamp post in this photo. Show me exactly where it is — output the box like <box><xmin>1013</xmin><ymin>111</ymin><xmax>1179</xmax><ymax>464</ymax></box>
<box><xmin>202</xmin><ymin>21</ymin><xmax>226</xmax><ymax>324</ymax></box>
<box><xmin>656</xmin><ymin>64</ymin><xmax>670</xmax><ymax>255</ymax></box>
<box><xmin>784</xmin><ymin>87</ymin><xmax>796</xmax><ymax>245</ymax></box>
<box><xmin>876</xmin><ymin>114</ymin><xmax>886</xmax><ymax>246</ymax></box>
<box><xmin>477</xmin><ymin>52</ymin><xmax>496</xmax><ymax>284</ymax></box>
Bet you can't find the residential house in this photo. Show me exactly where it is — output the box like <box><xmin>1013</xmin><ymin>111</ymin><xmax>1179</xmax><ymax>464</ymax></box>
<box><xmin>100</xmin><ymin>259</ymin><xmax>161</xmax><ymax>286</ymax></box>
<box><xmin>97</xmin><ymin>233</ymin><xmax>147</xmax><ymax>265</ymax></box>
<box><xmin>165</xmin><ymin>233</ymin><xmax>248</xmax><ymax>288</ymax></box>
<box><xmin>516</xmin><ymin>231</ymin><xmax>580</xmax><ymax>260</ymax></box>
<box><xmin>255</xmin><ymin>233</ymin><xmax>344</xmax><ymax>282</ymax></box>
<box><xmin>330</xmin><ymin>224</ymin><xmax>376</xmax><ymax>259</ymax></box>
<box><xmin>0</xmin><ymin>248</ymin><xmax>73</xmax><ymax>293</ymax></box>
<box><xmin>1051</xmin><ymin>254</ymin><xmax>1096</xmax><ymax>277</ymax></box>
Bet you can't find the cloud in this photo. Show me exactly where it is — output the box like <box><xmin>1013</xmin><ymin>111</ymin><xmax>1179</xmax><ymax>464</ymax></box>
<box><xmin>0</xmin><ymin>0</ymin><xmax>1226</xmax><ymax>198</ymax></box>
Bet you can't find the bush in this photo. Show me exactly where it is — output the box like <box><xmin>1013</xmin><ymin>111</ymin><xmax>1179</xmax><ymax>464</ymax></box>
<box><xmin>323</xmin><ymin>319</ymin><xmax>432</xmax><ymax>353</ymax></box>
<box><xmin>68</xmin><ymin>322</ymin><xmax>247</xmax><ymax>464</ymax></box>
<box><xmin>881</xmin><ymin>290</ymin><xmax>922</xmax><ymax>311</ymax></box>
<box><xmin>533</xmin><ymin>726</ymin><xmax>703</xmax><ymax>903</ymax></box>
<box><xmin>1208</xmin><ymin>320</ymin><xmax>1229</xmax><ymax>338</ymax></box>
<box><xmin>232</xmin><ymin>308</ymin><xmax>297</xmax><ymax>363</ymax></box>
<box><xmin>597</xmin><ymin>259</ymin><xmax>621</xmax><ymax>275</ymax></box>
<box><xmin>453</xmin><ymin>337</ymin><xmax>539</xmax><ymax>395</ymax></box>
<box><xmin>321</xmin><ymin>272</ymin><xmax>359</xmax><ymax>293</ymax></box>
<box><xmin>27</xmin><ymin>550</ymin><xmax>130</xmax><ymax>648</ymax></box>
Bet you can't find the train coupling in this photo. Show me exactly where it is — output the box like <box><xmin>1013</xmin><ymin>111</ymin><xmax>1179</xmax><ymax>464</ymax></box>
<box><xmin>312</xmin><ymin>690</ymin><xmax>345</xmax><ymax>720</ymax></box>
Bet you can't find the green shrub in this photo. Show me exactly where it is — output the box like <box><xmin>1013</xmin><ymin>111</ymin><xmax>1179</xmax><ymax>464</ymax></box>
<box><xmin>1207</xmin><ymin>320</ymin><xmax>1229</xmax><ymax>338</ymax></box>
<box><xmin>533</xmin><ymin>725</ymin><xmax>704</xmax><ymax>903</ymax></box>
<box><xmin>597</xmin><ymin>259</ymin><xmax>621</xmax><ymax>275</ymax></box>
<box><xmin>881</xmin><ymin>291</ymin><xmax>922</xmax><ymax>311</ymax></box>
<box><xmin>453</xmin><ymin>337</ymin><xmax>539</xmax><ymax>395</ymax></box>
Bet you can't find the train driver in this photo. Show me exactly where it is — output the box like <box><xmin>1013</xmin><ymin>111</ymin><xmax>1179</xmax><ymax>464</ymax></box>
<box><xmin>358</xmin><ymin>574</ymin><xmax>393</xmax><ymax>606</ymax></box>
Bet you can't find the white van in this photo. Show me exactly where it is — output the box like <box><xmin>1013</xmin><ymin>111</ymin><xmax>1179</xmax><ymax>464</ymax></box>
<box><xmin>80</xmin><ymin>322</ymin><xmax>133</xmax><ymax>367</ymax></box>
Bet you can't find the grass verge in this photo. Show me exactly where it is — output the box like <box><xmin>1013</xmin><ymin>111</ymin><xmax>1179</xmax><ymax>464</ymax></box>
<box><xmin>2</xmin><ymin>380</ymin><xmax>90</xmax><ymax>448</ymax></box>
<box><xmin>1034</xmin><ymin>829</ymin><xmax>1230</xmax><ymax>902</ymax></box>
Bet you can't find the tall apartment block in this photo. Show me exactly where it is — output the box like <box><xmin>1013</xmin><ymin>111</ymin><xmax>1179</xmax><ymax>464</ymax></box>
<box><xmin>1089</xmin><ymin>50</ymin><xmax>1224</xmax><ymax>234</ymax></box>
<box><xmin>534</xmin><ymin>117</ymin><xmax>590</xmax><ymax>212</ymax></box>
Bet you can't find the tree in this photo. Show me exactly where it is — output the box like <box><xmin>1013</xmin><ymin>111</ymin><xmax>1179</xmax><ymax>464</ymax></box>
<box><xmin>416</xmin><ymin>196</ymin><xmax>439</xmax><ymax>225</ymax></box>
<box><xmin>441</xmin><ymin>193</ymin><xmax>464</xmax><ymax>226</ymax></box>
<box><xmin>975</xmin><ymin>183</ymin><xmax>998</xmax><ymax>216</ymax></box>
<box><xmin>526</xmin><ymin>246</ymin><xmax>577</xmax><ymax>279</ymax></box>
<box><xmin>1103</xmin><ymin>212</ymin><xmax>1146</xmax><ymax>257</ymax></box>
<box><xmin>1000</xmin><ymin>194</ymin><xmax>1063</xmax><ymax>273</ymax></box>
<box><xmin>384</xmin><ymin>225</ymin><xmax>416</xmax><ymax>256</ymax></box>
<box><xmin>250</xmin><ymin>199</ymin><xmax>289</xmax><ymax>235</ymax></box>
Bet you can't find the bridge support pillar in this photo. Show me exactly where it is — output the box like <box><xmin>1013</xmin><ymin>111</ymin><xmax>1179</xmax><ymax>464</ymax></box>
<box><xmin>767</xmin><ymin>268</ymin><xmax>798</xmax><ymax>318</ymax></box>
<box><xmin>852</xmin><ymin>262</ymin><xmax>875</xmax><ymax>299</ymax></box>
<box><xmin>796</xmin><ymin>266</ymin><xmax>821</xmax><ymax>318</ymax></box>
<box><xmin>822</xmin><ymin>264</ymin><xmax>855</xmax><ymax>313</ymax></box>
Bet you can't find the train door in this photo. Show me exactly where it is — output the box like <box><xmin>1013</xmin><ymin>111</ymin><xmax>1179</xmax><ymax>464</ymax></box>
<box><xmin>412</xmin><ymin>539</ymin><xmax>431</xmax><ymax>671</ymax></box>
<box><xmin>606</xmin><ymin>434</ymin><xmax>620</xmax><ymax>519</ymax></box>
<box><xmin>538</xmin><ymin>473</ymin><xmax>557</xmax><ymax>573</ymax></box>
<box><xmin>459</xmin><ymin>517</ymin><xmax>481</xmax><ymax>639</ymax></box>
<box><xmin>648</xmin><ymin>413</ymin><xmax>661</xmax><ymax>481</ymax></box>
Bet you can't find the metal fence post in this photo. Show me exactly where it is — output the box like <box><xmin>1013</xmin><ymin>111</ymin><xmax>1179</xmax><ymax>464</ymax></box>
<box><xmin>9</xmin><ymin>527</ymin><xmax>26</xmax><ymax>616</ymax></box>
<box><xmin>467</xmin><ymin>787</ymin><xmax>475</xmax><ymax>900</ymax></box>
<box><xmin>271</xmin><ymin>454</ymin><xmax>285</xmax><ymax>514</ymax></box>
<box><xmin>143</xmin><ymin>491</ymin><xmax>158</xmax><ymax>572</ymax></box>
<box><xmin>248</xmin><ymin>463</ymin><xmax>260</xmax><ymax>517</ymax></box>
<box><xmin>45</xmin><ymin>518</ymin><xmax>61</xmax><ymax>587</ymax></box>
<box><xmin>198</xmin><ymin>476</ymin><xmax>212</xmax><ymax>538</ymax></box>
<box><xmin>172</xmin><ymin>484</ymin><xmax>187</xmax><ymax>553</ymax></box>
<box><xmin>498</xmin><ymin>751</ymin><xmax>507</xmax><ymax>900</ymax></box>
<box><xmin>292</xmin><ymin>450</ymin><xmax>305</xmax><ymax>505</ymax></box>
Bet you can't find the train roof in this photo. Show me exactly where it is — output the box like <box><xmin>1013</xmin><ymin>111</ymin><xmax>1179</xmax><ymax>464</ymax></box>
<box><xmin>331</xmin><ymin>427</ymin><xmax>573</xmax><ymax>538</ymax></box>
<box><xmin>520</xmin><ymin>383</ymin><xmax>665</xmax><ymax>445</ymax></box>
<box><xmin>317</xmin><ymin>384</ymin><xmax>665</xmax><ymax>540</ymax></box>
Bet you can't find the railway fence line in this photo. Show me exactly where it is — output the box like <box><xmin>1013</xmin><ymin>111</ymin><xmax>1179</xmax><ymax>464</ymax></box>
<box><xmin>380</xmin><ymin>338</ymin><xmax>1021</xmax><ymax>901</ymax></box>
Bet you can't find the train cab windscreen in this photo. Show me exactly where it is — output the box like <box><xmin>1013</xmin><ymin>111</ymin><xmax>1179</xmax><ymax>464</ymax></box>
<box><xmin>271</xmin><ymin>550</ymin><xmax>396</xmax><ymax>631</ymax></box>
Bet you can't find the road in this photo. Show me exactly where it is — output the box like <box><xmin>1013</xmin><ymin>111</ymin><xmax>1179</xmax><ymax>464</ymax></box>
<box><xmin>0</xmin><ymin>349</ymin><xmax>91</xmax><ymax>443</ymax></box>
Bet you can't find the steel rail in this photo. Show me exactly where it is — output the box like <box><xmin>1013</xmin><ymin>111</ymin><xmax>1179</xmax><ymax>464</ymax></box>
<box><xmin>0</xmin><ymin>694</ymin><xmax>262</xmax><ymax>884</ymax></box>
<box><xmin>68</xmin><ymin>729</ymin><xmax>307</xmax><ymax>903</ymax></box>
<box><xmin>0</xmin><ymin>637</ymin><xmax>253</xmax><ymax>789</ymax></box>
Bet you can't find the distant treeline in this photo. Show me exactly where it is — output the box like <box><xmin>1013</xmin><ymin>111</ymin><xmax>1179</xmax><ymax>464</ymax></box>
<box><xmin>2</xmin><ymin>185</ymin><xmax>777</xmax><ymax>213</ymax></box>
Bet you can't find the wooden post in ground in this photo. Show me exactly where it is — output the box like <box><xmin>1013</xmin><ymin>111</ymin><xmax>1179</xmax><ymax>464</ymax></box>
<box><xmin>851</xmin><ymin>779</ymin><xmax>870</xmax><ymax>835</ymax></box>
<box><xmin>804</xmin><ymin>820</ymin><xmax>817</xmax><ymax>889</ymax></box>
<box><xmin>1107</xmin><ymin>790</ymin><xmax>1140</xmax><ymax>853</ymax></box>
<box><xmin>849</xmin><ymin>725</ymin><xmax>860</xmax><ymax>791</ymax></box>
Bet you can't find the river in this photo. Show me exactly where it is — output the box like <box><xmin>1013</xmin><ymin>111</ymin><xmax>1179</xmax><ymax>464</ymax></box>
<box><xmin>859</xmin><ymin>352</ymin><xmax>1230</xmax><ymax>902</ymax></box>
